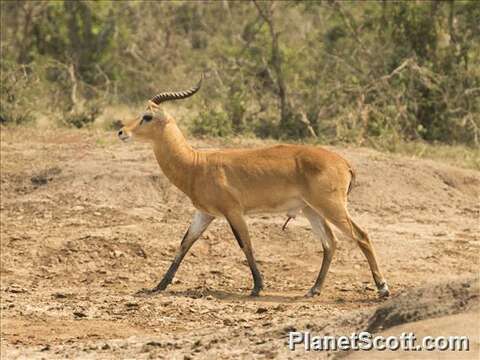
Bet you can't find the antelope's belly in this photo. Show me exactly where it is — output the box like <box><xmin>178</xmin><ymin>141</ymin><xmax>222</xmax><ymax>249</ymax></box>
<box><xmin>243</xmin><ymin>197</ymin><xmax>306</xmax><ymax>216</ymax></box>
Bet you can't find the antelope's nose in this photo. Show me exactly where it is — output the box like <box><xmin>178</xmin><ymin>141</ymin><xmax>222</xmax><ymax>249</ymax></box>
<box><xmin>118</xmin><ymin>129</ymin><xmax>129</xmax><ymax>141</ymax></box>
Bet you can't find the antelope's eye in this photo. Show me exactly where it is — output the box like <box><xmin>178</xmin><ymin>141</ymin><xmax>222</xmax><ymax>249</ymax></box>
<box><xmin>142</xmin><ymin>114</ymin><xmax>153</xmax><ymax>122</ymax></box>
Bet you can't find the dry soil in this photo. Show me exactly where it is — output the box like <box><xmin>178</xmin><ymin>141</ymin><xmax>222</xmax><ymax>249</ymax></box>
<box><xmin>1</xmin><ymin>127</ymin><xmax>479</xmax><ymax>359</ymax></box>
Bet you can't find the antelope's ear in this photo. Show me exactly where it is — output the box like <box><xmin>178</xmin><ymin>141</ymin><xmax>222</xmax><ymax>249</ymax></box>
<box><xmin>112</xmin><ymin>120</ymin><xmax>124</xmax><ymax>130</ymax></box>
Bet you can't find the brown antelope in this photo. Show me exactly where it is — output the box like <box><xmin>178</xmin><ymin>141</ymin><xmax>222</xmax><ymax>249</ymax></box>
<box><xmin>117</xmin><ymin>78</ymin><xmax>390</xmax><ymax>298</ymax></box>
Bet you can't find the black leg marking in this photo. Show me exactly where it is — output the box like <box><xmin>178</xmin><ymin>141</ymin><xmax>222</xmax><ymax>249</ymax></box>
<box><xmin>180</xmin><ymin>229</ymin><xmax>190</xmax><ymax>246</ymax></box>
<box><xmin>228</xmin><ymin>219</ymin><xmax>263</xmax><ymax>296</ymax></box>
<box><xmin>282</xmin><ymin>216</ymin><xmax>293</xmax><ymax>231</ymax></box>
<box><xmin>155</xmin><ymin>229</ymin><xmax>190</xmax><ymax>290</ymax></box>
<box><xmin>137</xmin><ymin>211</ymin><xmax>215</xmax><ymax>296</ymax></box>
<box><xmin>229</xmin><ymin>222</ymin><xmax>244</xmax><ymax>249</ymax></box>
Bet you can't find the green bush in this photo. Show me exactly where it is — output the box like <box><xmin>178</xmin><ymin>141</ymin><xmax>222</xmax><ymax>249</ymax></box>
<box><xmin>1</xmin><ymin>1</ymin><xmax>478</xmax><ymax>147</ymax></box>
<box><xmin>62</xmin><ymin>102</ymin><xmax>101</xmax><ymax>128</ymax></box>
<box><xmin>0</xmin><ymin>61</ymin><xmax>35</xmax><ymax>125</ymax></box>
<box><xmin>252</xmin><ymin>116</ymin><xmax>278</xmax><ymax>139</ymax></box>
<box><xmin>190</xmin><ymin>109</ymin><xmax>233</xmax><ymax>137</ymax></box>
<box><xmin>0</xmin><ymin>106</ymin><xmax>34</xmax><ymax>125</ymax></box>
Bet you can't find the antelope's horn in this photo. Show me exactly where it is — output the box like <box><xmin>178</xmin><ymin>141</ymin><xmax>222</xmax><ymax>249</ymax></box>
<box><xmin>150</xmin><ymin>75</ymin><xmax>203</xmax><ymax>105</ymax></box>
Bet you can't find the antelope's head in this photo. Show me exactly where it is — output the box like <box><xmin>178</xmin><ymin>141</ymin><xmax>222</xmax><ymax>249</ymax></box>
<box><xmin>117</xmin><ymin>77</ymin><xmax>202</xmax><ymax>142</ymax></box>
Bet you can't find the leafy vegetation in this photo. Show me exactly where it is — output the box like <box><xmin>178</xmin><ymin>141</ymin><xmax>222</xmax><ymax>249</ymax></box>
<box><xmin>1</xmin><ymin>1</ymin><xmax>479</xmax><ymax>149</ymax></box>
<box><xmin>191</xmin><ymin>109</ymin><xmax>233</xmax><ymax>137</ymax></box>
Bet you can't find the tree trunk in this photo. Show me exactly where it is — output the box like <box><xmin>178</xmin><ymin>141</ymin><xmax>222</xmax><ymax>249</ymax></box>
<box><xmin>252</xmin><ymin>0</ymin><xmax>291</xmax><ymax>127</ymax></box>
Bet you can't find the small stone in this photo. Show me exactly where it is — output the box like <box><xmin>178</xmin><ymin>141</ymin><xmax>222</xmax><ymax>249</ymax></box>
<box><xmin>73</xmin><ymin>311</ymin><xmax>87</xmax><ymax>318</ymax></box>
<box><xmin>6</xmin><ymin>285</ymin><xmax>27</xmax><ymax>294</ymax></box>
<box><xmin>256</xmin><ymin>307</ymin><xmax>268</xmax><ymax>314</ymax></box>
<box><xmin>145</xmin><ymin>341</ymin><xmax>162</xmax><ymax>347</ymax></box>
<box><xmin>31</xmin><ymin>175</ymin><xmax>48</xmax><ymax>186</ymax></box>
<box><xmin>113</xmin><ymin>250</ymin><xmax>124</xmax><ymax>258</ymax></box>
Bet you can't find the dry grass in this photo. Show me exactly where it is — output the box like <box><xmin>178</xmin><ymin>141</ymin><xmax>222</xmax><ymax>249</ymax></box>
<box><xmin>377</xmin><ymin>141</ymin><xmax>480</xmax><ymax>171</ymax></box>
<box><xmin>2</xmin><ymin>120</ymin><xmax>479</xmax><ymax>171</ymax></box>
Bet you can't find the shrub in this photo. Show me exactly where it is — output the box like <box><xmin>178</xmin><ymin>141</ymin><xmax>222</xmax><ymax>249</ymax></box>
<box><xmin>190</xmin><ymin>109</ymin><xmax>233</xmax><ymax>137</ymax></box>
<box><xmin>62</xmin><ymin>102</ymin><xmax>101</xmax><ymax>128</ymax></box>
<box><xmin>252</xmin><ymin>116</ymin><xmax>278</xmax><ymax>139</ymax></box>
<box><xmin>0</xmin><ymin>62</ymin><xmax>35</xmax><ymax>125</ymax></box>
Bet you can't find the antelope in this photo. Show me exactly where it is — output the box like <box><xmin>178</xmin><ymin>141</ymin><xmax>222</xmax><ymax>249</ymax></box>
<box><xmin>117</xmin><ymin>78</ymin><xmax>390</xmax><ymax>298</ymax></box>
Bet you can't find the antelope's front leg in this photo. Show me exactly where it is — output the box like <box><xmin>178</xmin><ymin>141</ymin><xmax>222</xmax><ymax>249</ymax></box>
<box><xmin>138</xmin><ymin>211</ymin><xmax>214</xmax><ymax>295</ymax></box>
<box><xmin>226</xmin><ymin>211</ymin><xmax>264</xmax><ymax>296</ymax></box>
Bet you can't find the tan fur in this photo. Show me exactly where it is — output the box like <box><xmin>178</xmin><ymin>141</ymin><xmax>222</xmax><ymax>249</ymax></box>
<box><xmin>119</xmin><ymin>109</ymin><xmax>389</xmax><ymax>298</ymax></box>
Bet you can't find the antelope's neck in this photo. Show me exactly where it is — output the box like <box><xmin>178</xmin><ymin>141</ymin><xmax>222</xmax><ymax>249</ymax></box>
<box><xmin>152</xmin><ymin>122</ymin><xmax>197</xmax><ymax>196</ymax></box>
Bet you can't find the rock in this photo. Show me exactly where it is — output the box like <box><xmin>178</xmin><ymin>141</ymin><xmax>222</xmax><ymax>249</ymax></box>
<box><xmin>6</xmin><ymin>285</ymin><xmax>27</xmax><ymax>294</ymax></box>
<box><xmin>31</xmin><ymin>167</ymin><xmax>62</xmax><ymax>186</ymax></box>
<box><xmin>31</xmin><ymin>175</ymin><xmax>48</xmax><ymax>186</ymax></box>
<box><xmin>145</xmin><ymin>341</ymin><xmax>162</xmax><ymax>347</ymax></box>
<box><xmin>191</xmin><ymin>339</ymin><xmax>202</xmax><ymax>349</ymax></box>
<box><xmin>73</xmin><ymin>311</ymin><xmax>87</xmax><ymax>318</ymax></box>
<box><xmin>113</xmin><ymin>250</ymin><xmax>124</xmax><ymax>258</ymax></box>
<box><xmin>125</xmin><ymin>302</ymin><xmax>139</xmax><ymax>308</ymax></box>
<box><xmin>53</xmin><ymin>292</ymin><xmax>67</xmax><ymax>299</ymax></box>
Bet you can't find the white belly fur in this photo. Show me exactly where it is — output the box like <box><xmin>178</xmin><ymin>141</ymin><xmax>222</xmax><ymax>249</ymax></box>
<box><xmin>244</xmin><ymin>198</ymin><xmax>306</xmax><ymax>216</ymax></box>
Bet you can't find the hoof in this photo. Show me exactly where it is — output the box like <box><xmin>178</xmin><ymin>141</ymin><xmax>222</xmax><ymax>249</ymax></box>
<box><xmin>134</xmin><ymin>287</ymin><xmax>162</xmax><ymax>297</ymax></box>
<box><xmin>305</xmin><ymin>288</ymin><xmax>320</xmax><ymax>298</ymax></box>
<box><xmin>378</xmin><ymin>283</ymin><xmax>390</xmax><ymax>298</ymax></box>
<box><xmin>250</xmin><ymin>288</ymin><xmax>263</xmax><ymax>297</ymax></box>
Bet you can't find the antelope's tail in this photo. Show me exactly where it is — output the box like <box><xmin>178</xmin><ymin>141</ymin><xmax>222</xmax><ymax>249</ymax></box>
<box><xmin>347</xmin><ymin>167</ymin><xmax>356</xmax><ymax>195</ymax></box>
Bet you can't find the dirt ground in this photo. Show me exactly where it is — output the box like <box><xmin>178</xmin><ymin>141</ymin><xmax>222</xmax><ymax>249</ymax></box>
<box><xmin>1</xmin><ymin>127</ymin><xmax>479</xmax><ymax>359</ymax></box>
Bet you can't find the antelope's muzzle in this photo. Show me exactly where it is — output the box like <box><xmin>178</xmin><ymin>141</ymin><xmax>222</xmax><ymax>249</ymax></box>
<box><xmin>117</xmin><ymin>128</ymin><xmax>130</xmax><ymax>141</ymax></box>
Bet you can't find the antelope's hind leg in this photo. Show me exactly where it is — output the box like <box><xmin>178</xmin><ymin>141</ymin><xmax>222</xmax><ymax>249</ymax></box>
<box><xmin>312</xmin><ymin>197</ymin><xmax>390</xmax><ymax>298</ymax></box>
<box><xmin>349</xmin><ymin>218</ymin><xmax>390</xmax><ymax>297</ymax></box>
<box><xmin>137</xmin><ymin>211</ymin><xmax>214</xmax><ymax>295</ymax></box>
<box><xmin>303</xmin><ymin>207</ymin><xmax>337</xmax><ymax>297</ymax></box>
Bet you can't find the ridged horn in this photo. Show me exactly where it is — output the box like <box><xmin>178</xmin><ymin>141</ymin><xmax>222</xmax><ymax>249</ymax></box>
<box><xmin>150</xmin><ymin>75</ymin><xmax>203</xmax><ymax>105</ymax></box>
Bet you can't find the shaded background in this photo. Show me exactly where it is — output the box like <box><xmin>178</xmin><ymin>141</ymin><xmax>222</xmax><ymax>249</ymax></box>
<box><xmin>1</xmin><ymin>0</ymin><xmax>479</xmax><ymax>151</ymax></box>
